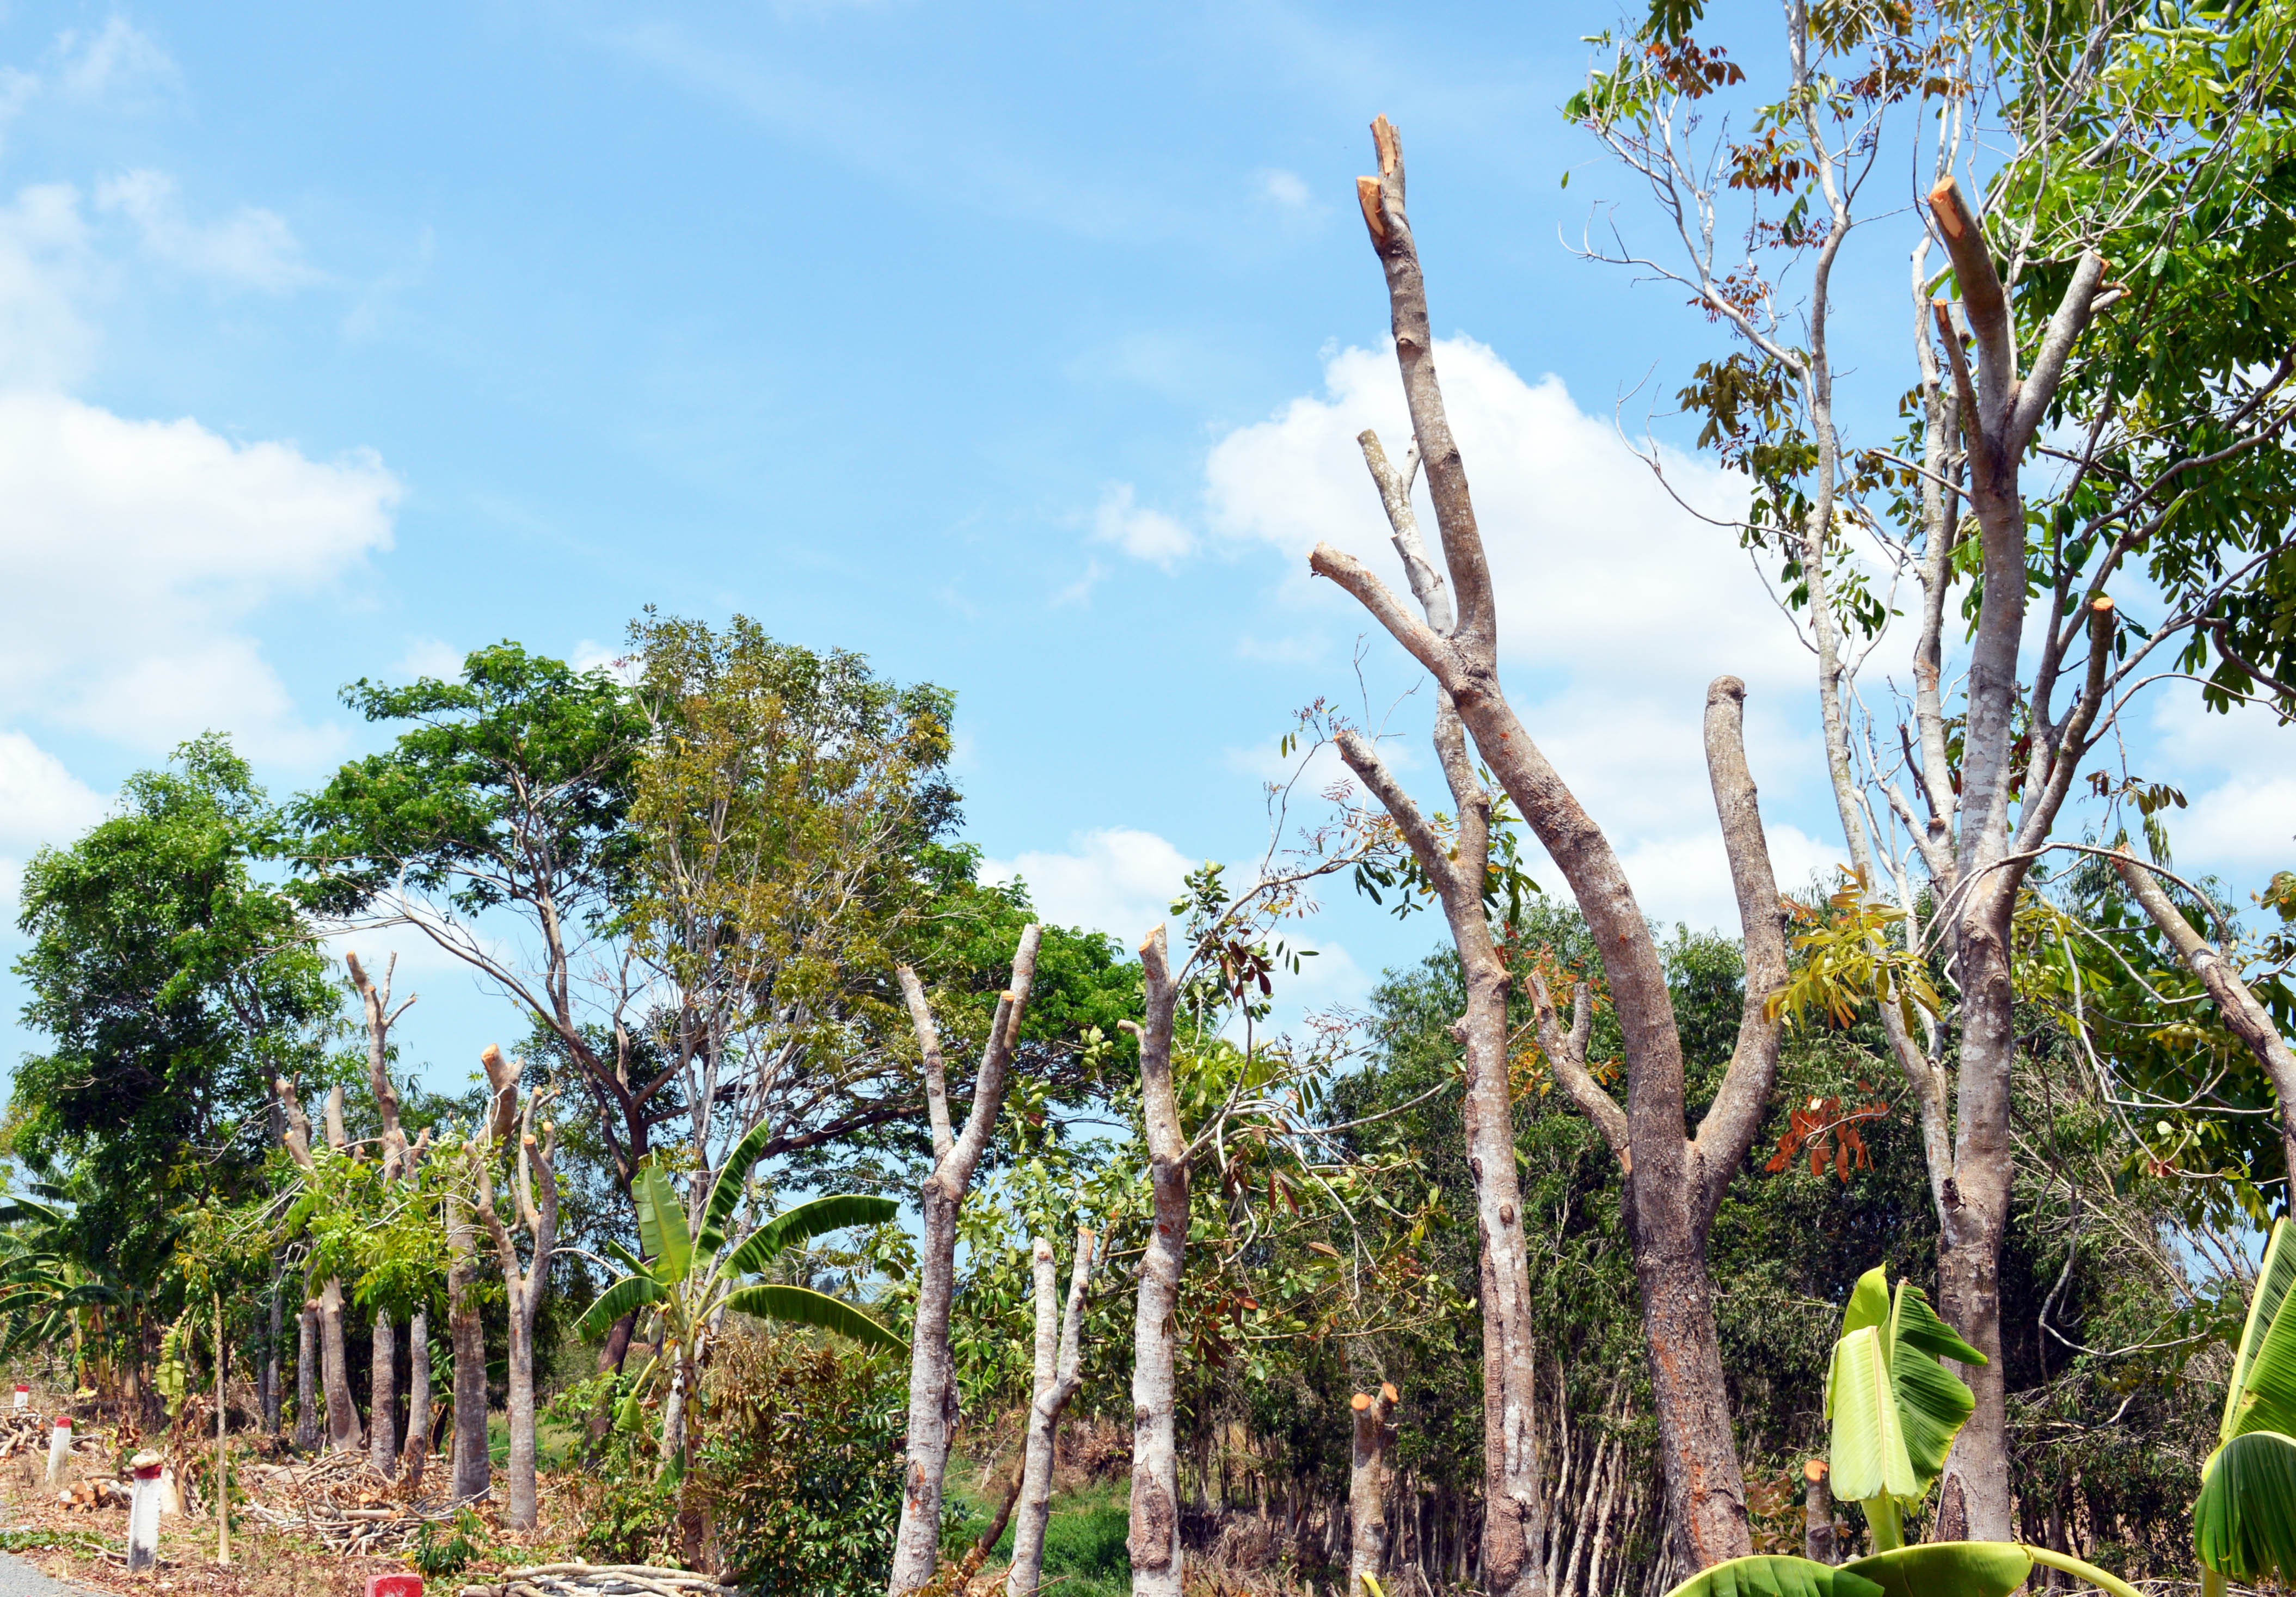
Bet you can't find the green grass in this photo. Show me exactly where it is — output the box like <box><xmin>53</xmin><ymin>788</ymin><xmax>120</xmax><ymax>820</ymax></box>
<box><xmin>942</xmin><ymin>1477</ymin><xmax>1131</xmax><ymax>1597</ymax></box>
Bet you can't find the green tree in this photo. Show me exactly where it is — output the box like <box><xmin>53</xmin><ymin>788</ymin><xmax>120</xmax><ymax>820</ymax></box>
<box><xmin>10</xmin><ymin>733</ymin><xmax>336</xmax><ymax>1409</ymax></box>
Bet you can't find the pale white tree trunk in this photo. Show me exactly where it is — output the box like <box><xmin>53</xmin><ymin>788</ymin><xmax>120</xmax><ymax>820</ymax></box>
<box><xmin>887</xmin><ymin>925</ymin><xmax>1044</xmax><ymax>1595</ymax></box>
<box><xmin>1349</xmin><ymin>1385</ymin><xmax>1397</xmax><ymax>1597</ymax></box>
<box><xmin>474</xmin><ymin>1077</ymin><xmax>560</xmax><ymax>1531</ymax></box>
<box><xmin>294</xmin><ymin>1304</ymin><xmax>318</xmax><ymax>1453</ymax></box>
<box><xmin>1007</xmin><ymin>1229</ymin><xmax>1095</xmax><ymax>1597</ymax></box>
<box><xmin>1126</xmin><ymin>928</ymin><xmax>1186</xmax><ymax>1597</ymax></box>
<box><xmin>401</xmin><ymin>1310</ymin><xmax>432</xmax><ymax>1490</ymax></box>
<box><xmin>275</xmin><ymin>1080</ymin><xmax>365</xmax><ymax>1455</ymax></box>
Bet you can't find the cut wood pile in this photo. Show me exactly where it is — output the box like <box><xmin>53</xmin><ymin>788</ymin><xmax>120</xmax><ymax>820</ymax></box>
<box><xmin>236</xmin><ymin>1452</ymin><xmax>465</xmax><ymax>1555</ymax></box>
<box><xmin>459</xmin><ymin>1563</ymin><xmax>741</xmax><ymax>1597</ymax></box>
<box><xmin>0</xmin><ymin>1411</ymin><xmax>53</xmax><ymax>1459</ymax></box>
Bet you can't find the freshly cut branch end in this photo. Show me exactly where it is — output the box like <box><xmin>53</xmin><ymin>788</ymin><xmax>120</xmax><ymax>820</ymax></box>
<box><xmin>1355</xmin><ymin>177</ymin><xmax>1386</xmax><ymax>248</ymax></box>
<box><xmin>1802</xmin><ymin>1458</ymin><xmax>1828</xmax><ymax>1485</ymax></box>
<box><xmin>1927</xmin><ymin>177</ymin><xmax>1966</xmax><ymax>241</ymax></box>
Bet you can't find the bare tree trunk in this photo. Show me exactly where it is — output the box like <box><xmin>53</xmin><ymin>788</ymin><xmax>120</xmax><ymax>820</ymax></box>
<box><xmin>262</xmin><ymin>1264</ymin><xmax>283</xmax><ymax>1436</ymax></box>
<box><xmin>1350</xmin><ymin>1385</ymin><xmax>1398</xmax><ymax>1597</ymax></box>
<box><xmin>1009</xmin><ymin>1229</ymin><xmax>1095</xmax><ymax>1597</ymax></box>
<box><xmin>370</xmin><ymin>1310</ymin><xmax>398</xmax><ymax>1476</ymax></box>
<box><xmin>887</xmin><ymin>925</ymin><xmax>1043</xmax><ymax>1594</ymax></box>
<box><xmin>1802</xmin><ymin>1461</ymin><xmax>1834</xmax><ymax>1564</ymax></box>
<box><xmin>401</xmin><ymin>1311</ymin><xmax>432</xmax><ymax>1490</ymax></box>
<box><xmin>294</xmin><ymin>1304</ymin><xmax>318</xmax><ymax>1453</ymax></box>
<box><xmin>474</xmin><ymin>1074</ymin><xmax>560</xmax><ymax>1531</ymax></box>
<box><xmin>447</xmin><ymin>1229</ymin><xmax>489</xmax><ymax>1501</ymax></box>
<box><xmin>1127</xmin><ymin>928</ymin><xmax>1186</xmax><ymax>1597</ymax></box>
<box><xmin>1313</xmin><ymin>117</ymin><xmax>1791</xmax><ymax>1570</ymax></box>
<box><xmin>1339</xmin><ymin>433</ymin><xmax>1548</xmax><ymax>1597</ymax></box>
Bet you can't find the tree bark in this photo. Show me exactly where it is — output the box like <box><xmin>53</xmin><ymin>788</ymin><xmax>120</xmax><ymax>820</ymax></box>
<box><xmin>885</xmin><ymin>926</ymin><xmax>1044</xmax><ymax>1594</ymax></box>
<box><xmin>1126</xmin><ymin>927</ymin><xmax>1186</xmax><ymax>1597</ymax></box>
<box><xmin>447</xmin><ymin>1227</ymin><xmax>489</xmax><ymax>1501</ymax></box>
<box><xmin>401</xmin><ymin>1311</ymin><xmax>432</xmax><ymax>1490</ymax></box>
<box><xmin>1349</xmin><ymin>1385</ymin><xmax>1397</xmax><ymax>1597</ymax></box>
<box><xmin>262</xmin><ymin>1263</ymin><xmax>283</xmax><ymax>1436</ymax></box>
<box><xmin>370</xmin><ymin>1310</ymin><xmax>397</xmax><ymax>1477</ymax></box>
<box><xmin>1802</xmin><ymin>1460</ymin><xmax>1834</xmax><ymax>1564</ymax></box>
<box><xmin>474</xmin><ymin>1076</ymin><xmax>560</xmax><ymax>1531</ymax></box>
<box><xmin>1313</xmin><ymin>118</ymin><xmax>1792</xmax><ymax>1570</ymax></box>
<box><xmin>276</xmin><ymin>1079</ymin><xmax>366</xmax><ymax>1454</ymax></box>
<box><xmin>1008</xmin><ymin>1228</ymin><xmax>1095</xmax><ymax>1597</ymax></box>
<box><xmin>294</xmin><ymin>1303</ymin><xmax>318</xmax><ymax>1453</ymax></box>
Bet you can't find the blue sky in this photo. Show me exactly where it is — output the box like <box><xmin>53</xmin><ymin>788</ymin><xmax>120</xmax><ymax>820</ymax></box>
<box><xmin>0</xmin><ymin>1</ymin><xmax>2288</xmax><ymax>1090</ymax></box>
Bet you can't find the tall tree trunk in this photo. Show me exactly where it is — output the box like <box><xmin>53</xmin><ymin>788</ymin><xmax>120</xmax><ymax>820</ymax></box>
<box><xmin>401</xmin><ymin>1311</ymin><xmax>432</xmax><ymax>1490</ymax></box>
<box><xmin>1350</xmin><ymin>1385</ymin><xmax>1397</xmax><ymax>1597</ymax></box>
<box><xmin>1008</xmin><ymin>1229</ymin><xmax>1095</xmax><ymax>1597</ymax></box>
<box><xmin>1313</xmin><ymin>118</ymin><xmax>1791</xmax><ymax>1569</ymax></box>
<box><xmin>294</xmin><ymin>1304</ymin><xmax>318</xmax><ymax>1453</ymax></box>
<box><xmin>448</xmin><ymin>1230</ymin><xmax>489</xmax><ymax>1501</ymax></box>
<box><xmin>370</xmin><ymin>1310</ymin><xmax>398</xmax><ymax>1476</ymax></box>
<box><xmin>262</xmin><ymin>1265</ymin><xmax>283</xmax><ymax>1436</ymax></box>
<box><xmin>1127</xmin><ymin>928</ymin><xmax>1186</xmax><ymax>1597</ymax></box>
<box><xmin>887</xmin><ymin>926</ymin><xmax>1043</xmax><ymax>1594</ymax></box>
<box><xmin>1339</xmin><ymin>433</ymin><xmax>1549</xmax><ymax>1597</ymax></box>
<box><xmin>473</xmin><ymin>1073</ymin><xmax>560</xmax><ymax>1532</ymax></box>
<box><xmin>318</xmin><ymin>1276</ymin><xmax>363</xmax><ymax>1453</ymax></box>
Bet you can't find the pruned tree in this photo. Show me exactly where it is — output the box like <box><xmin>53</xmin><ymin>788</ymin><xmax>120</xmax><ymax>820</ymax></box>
<box><xmin>1309</xmin><ymin>115</ymin><xmax>1791</xmax><ymax>1568</ymax></box>
<box><xmin>886</xmin><ymin>924</ymin><xmax>1043</xmax><ymax>1594</ymax></box>
<box><xmin>1005</xmin><ymin>1226</ymin><xmax>1095</xmax><ymax>1597</ymax></box>
<box><xmin>1333</xmin><ymin>428</ymin><xmax>1551</xmax><ymax>1597</ymax></box>
<box><xmin>1124</xmin><ymin>926</ymin><xmax>1185</xmax><ymax>1597</ymax></box>
<box><xmin>447</xmin><ymin>1042</ymin><xmax>521</xmax><ymax>1502</ymax></box>
<box><xmin>275</xmin><ymin>1079</ymin><xmax>363</xmax><ymax>1454</ymax></box>
<box><xmin>345</xmin><ymin>950</ymin><xmax>418</xmax><ymax>1478</ymax></box>
<box><xmin>1349</xmin><ymin>1383</ymin><xmax>1399</xmax><ymax>1597</ymax></box>
<box><xmin>1568</xmin><ymin>0</ymin><xmax>2296</xmax><ymax>1537</ymax></box>
<box><xmin>471</xmin><ymin>1072</ymin><xmax>559</xmax><ymax>1530</ymax></box>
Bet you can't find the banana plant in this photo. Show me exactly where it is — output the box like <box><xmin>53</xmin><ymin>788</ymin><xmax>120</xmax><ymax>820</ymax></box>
<box><xmin>2192</xmin><ymin>1215</ymin><xmax>2296</xmax><ymax>1589</ymax></box>
<box><xmin>1652</xmin><ymin>1264</ymin><xmax>2140</xmax><ymax>1597</ymax></box>
<box><xmin>575</xmin><ymin>1119</ymin><xmax>904</xmax><ymax>1466</ymax></box>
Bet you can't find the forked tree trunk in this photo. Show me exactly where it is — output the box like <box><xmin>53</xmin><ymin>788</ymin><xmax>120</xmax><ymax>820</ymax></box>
<box><xmin>473</xmin><ymin>1075</ymin><xmax>559</xmax><ymax>1531</ymax></box>
<box><xmin>348</xmin><ymin>951</ymin><xmax>420</xmax><ymax>1478</ymax></box>
<box><xmin>1008</xmin><ymin>1229</ymin><xmax>1095</xmax><ymax>1597</ymax></box>
<box><xmin>1313</xmin><ymin>117</ymin><xmax>1790</xmax><ymax>1569</ymax></box>
<box><xmin>1126</xmin><ymin>928</ymin><xmax>1186</xmax><ymax>1597</ymax></box>
<box><xmin>1349</xmin><ymin>1385</ymin><xmax>1397</xmax><ymax>1597</ymax></box>
<box><xmin>887</xmin><ymin>926</ymin><xmax>1044</xmax><ymax>1594</ymax></box>
<box><xmin>276</xmin><ymin>1079</ymin><xmax>366</xmax><ymax>1455</ymax></box>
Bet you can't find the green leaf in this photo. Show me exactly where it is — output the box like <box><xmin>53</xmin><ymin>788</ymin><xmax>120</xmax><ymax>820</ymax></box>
<box><xmin>2195</xmin><ymin>1429</ymin><xmax>2296</xmax><ymax>1580</ymax></box>
<box><xmin>1886</xmin><ymin>1282</ymin><xmax>1979</xmax><ymax>1490</ymax></box>
<box><xmin>1842</xmin><ymin>1266</ymin><xmax>1893</xmax><ymax>1342</ymax></box>
<box><xmin>1840</xmin><ymin>1544</ymin><xmax>2030</xmax><ymax>1597</ymax></box>
<box><xmin>2224</xmin><ymin>1217</ymin><xmax>2296</xmax><ymax>1441</ymax></box>
<box><xmin>573</xmin><ymin>1273</ymin><xmax>666</xmax><ymax>1341</ymax></box>
<box><xmin>636</xmin><ymin>1165</ymin><xmax>692</xmax><ymax>1288</ymax></box>
<box><xmin>725</xmin><ymin>1194</ymin><xmax>899</xmax><ymax>1276</ymax></box>
<box><xmin>696</xmin><ymin>1118</ymin><xmax>776</xmax><ymax>1257</ymax></box>
<box><xmin>1657</xmin><ymin>1555</ymin><xmax>1885</xmax><ymax>1597</ymax></box>
<box><xmin>1827</xmin><ymin>1325</ymin><xmax>1917</xmax><ymax>1504</ymax></box>
<box><xmin>601</xmin><ymin>1237</ymin><xmax>651</xmax><ymax>1279</ymax></box>
<box><xmin>721</xmin><ymin>1283</ymin><xmax>906</xmax><ymax>1356</ymax></box>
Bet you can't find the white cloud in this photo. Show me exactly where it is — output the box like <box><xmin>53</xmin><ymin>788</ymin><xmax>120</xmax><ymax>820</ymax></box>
<box><xmin>53</xmin><ymin>17</ymin><xmax>180</xmax><ymax>106</ymax></box>
<box><xmin>1257</xmin><ymin>168</ymin><xmax>1312</xmax><ymax>211</ymax></box>
<box><xmin>0</xmin><ymin>391</ymin><xmax>401</xmax><ymax>759</ymax></box>
<box><xmin>0</xmin><ymin>729</ymin><xmax>109</xmax><ymax>907</ymax></box>
<box><xmin>981</xmin><ymin>827</ymin><xmax>1197</xmax><ymax>942</ymax></box>
<box><xmin>1092</xmin><ymin>482</ymin><xmax>1195</xmax><ymax>568</ymax></box>
<box><xmin>96</xmin><ymin>169</ymin><xmax>317</xmax><ymax>292</ymax></box>
<box><xmin>1202</xmin><ymin>336</ymin><xmax>1795</xmax><ymax>692</ymax></box>
<box><xmin>0</xmin><ymin>183</ymin><xmax>100</xmax><ymax>386</ymax></box>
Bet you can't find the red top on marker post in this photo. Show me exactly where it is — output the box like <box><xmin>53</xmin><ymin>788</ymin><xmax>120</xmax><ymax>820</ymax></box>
<box><xmin>369</xmin><ymin>1574</ymin><xmax>423</xmax><ymax>1597</ymax></box>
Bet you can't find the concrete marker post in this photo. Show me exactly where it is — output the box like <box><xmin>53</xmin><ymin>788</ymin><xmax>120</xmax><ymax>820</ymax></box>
<box><xmin>45</xmin><ymin>1414</ymin><xmax>71</xmax><ymax>1489</ymax></box>
<box><xmin>127</xmin><ymin>1451</ymin><xmax>164</xmax><ymax>1574</ymax></box>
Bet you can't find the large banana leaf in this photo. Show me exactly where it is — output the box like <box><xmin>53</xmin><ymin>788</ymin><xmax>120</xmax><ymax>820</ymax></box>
<box><xmin>574</xmin><ymin>1272</ymin><xmax>668</xmax><ymax>1340</ymax></box>
<box><xmin>1837</xmin><ymin>1544</ymin><xmax>2030</xmax><ymax>1597</ymax></box>
<box><xmin>1886</xmin><ymin>1285</ymin><xmax>1981</xmax><ymax>1486</ymax></box>
<box><xmin>2194</xmin><ymin>1428</ymin><xmax>2296</xmax><ymax>1581</ymax></box>
<box><xmin>725</xmin><ymin>1194</ymin><xmax>900</xmax><ymax>1276</ymax></box>
<box><xmin>1840</xmin><ymin>1266</ymin><xmax>1895</xmax><ymax>1345</ymax></box>
<box><xmin>1655</xmin><ymin>1554</ymin><xmax>1882</xmax><ymax>1597</ymax></box>
<box><xmin>696</xmin><ymin>1119</ymin><xmax>777</xmax><ymax>1257</ymax></box>
<box><xmin>722</xmin><ymin>1282</ymin><xmax>906</xmax><ymax>1356</ymax></box>
<box><xmin>635</xmin><ymin>1165</ymin><xmax>692</xmax><ymax>1288</ymax></box>
<box><xmin>2223</xmin><ymin>1217</ymin><xmax>2296</xmax><ymax>1441</ymax></box>
<box><xmin>1828</xmin><ymin>1325</ymin><xmax>1917</xmax><ymax>1506</ymax></box>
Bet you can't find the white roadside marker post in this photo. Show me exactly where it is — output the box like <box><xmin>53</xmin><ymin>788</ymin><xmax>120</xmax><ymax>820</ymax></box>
<box><xmin>46</xmin><ymin>1414</ymin><xmax>71</xmax><ymax>1490</ymax></box>
<box><xmin>11</xmin><ymin>1382</ymin><xmax>26</xmax><ymax>1411</ymax></box>
<box><xmin>127</xmin><ymin>1451</ymin><xmax>164</xmax><ymax>1574</ymax></box>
